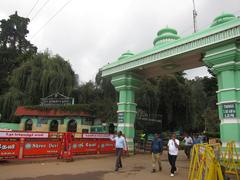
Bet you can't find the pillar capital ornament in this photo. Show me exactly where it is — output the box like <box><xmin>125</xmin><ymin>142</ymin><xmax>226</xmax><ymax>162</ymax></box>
<box><xmin>111</xmin><ymin>72</ymin><xmax>142</xmax><ymax>92</ymax></box>
<box><xmin>203</xmin><ymin>43</ymin><xmax>240</xmax><ymax>74</ymax></box>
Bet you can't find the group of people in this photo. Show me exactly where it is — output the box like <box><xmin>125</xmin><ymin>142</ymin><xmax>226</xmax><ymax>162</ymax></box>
<box><xmin>183</xmin><ymin>133</ymin><xmax>207</xmax><ymax>159</ymax></box>
<box><xmin>112</xmin><ymin>131</ymin><xmax>180</xmax><ymax>177</ymax></box>
<box><xmin>151</xmin><ymin>132</ymin><xmax>179</xmax><ymax>177</ymax></box>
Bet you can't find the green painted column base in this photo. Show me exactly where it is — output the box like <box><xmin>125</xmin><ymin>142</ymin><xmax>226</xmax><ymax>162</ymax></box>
<box><xmin>126</xmin><ymin>140</ymin><xmax>134</xmax><ymax>155</ymax></box>
<box><xmin>117</xmin><ymin>124</ymin><xmax>135</xmax><ymax>154</ymax></box>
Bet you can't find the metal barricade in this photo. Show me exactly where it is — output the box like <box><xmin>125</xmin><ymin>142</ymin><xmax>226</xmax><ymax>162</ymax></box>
<box><xmin>0</xmin><ymin>131</ymin><xmax>115</xmax><ymax>161</ymax></box>
<box><xmin>188</xmin><ymin>143</ymin><xmax>224</xmax><ymax>180</ymax></box>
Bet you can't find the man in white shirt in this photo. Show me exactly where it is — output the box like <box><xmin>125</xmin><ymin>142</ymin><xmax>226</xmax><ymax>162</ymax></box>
<box><xmin>111</xmin><ymin>131</ymin><xmax>127</xmax><ymax>171</ymax></box>
<box><xmin>183</xmin><ymin>133</ymin><xmax>193</xmax><ymax>159</ymax></box>
<box><xmin>167</xmin><ymin>132</ymin><xmax>180</xmax><ymax>177</ymax></box>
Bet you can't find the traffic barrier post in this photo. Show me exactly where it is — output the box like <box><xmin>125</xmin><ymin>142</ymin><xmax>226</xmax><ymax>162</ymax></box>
<box><xmin>188</xmin><ymin>144</ymin><xmax>224</xmax><ymax>180</ymax></box>
<box><xmin>221</xmin><ymin>141</ymin><xmax>240</xmax><ymax>179</ymax></box>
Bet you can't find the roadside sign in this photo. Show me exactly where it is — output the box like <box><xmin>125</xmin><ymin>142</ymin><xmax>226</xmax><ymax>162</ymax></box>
<box><xmin>222</xmin><ymin>103</ymin><xmax>236</xmax><ymax>118</ymax></box>
<box><xmin>118</xmin><ymin>112</ymin><xmax>124</xmax><ymax>123</ymax></box>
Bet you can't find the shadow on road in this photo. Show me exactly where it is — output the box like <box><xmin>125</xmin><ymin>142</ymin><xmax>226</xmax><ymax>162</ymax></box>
<box><xmin>8</xmin><ymin>171</ymin><xmax>110</xmax><ymax>180</ymax></box>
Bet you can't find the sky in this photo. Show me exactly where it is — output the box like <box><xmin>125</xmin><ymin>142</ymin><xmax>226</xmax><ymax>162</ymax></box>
<box><xmin>0</xmin><ymin>0</ymin><xmax>240</xmax><ymax>83</ymax></box>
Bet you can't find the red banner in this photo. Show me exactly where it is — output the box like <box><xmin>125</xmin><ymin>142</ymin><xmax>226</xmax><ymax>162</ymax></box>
<box><xmin>99</xmin><ymin>140</ymin><xmax>115</xmax><ymax>153</ymax></box>
<box><xmin>0</xmin><ymin>132</ymin><xmax>117</xmax><ymax>160</ymax></box>
<box><xmin>0</xmin><ymin>140</ymin><xmax>20</xmax><ymax>159</ymax></box>
<box><xmin>72</xmin><ymin>139</ymin><xmax>98</xmax><ymax>155</ymax></box>
<box><xmin>23</xmin><ymin>140</ymin><xmax>61</xmax><ymax>158</ymax></box>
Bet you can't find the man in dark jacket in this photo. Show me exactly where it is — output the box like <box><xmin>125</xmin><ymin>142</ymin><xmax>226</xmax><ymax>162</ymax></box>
<box><xmin>151</xmin><ymin>133</ymin><xmax>163</xmax><ymax>172</ymax></box>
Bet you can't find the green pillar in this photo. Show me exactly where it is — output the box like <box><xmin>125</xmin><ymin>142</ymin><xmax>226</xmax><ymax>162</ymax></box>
<box><xmin>204</xmin><ymin>43</ymin><xmax>240</xmax><ymax>152</ymax></box>
<box><xmin>111</xmin><ymin>72</ymin><xmax>142</xmax><ymax>153</ymax></box>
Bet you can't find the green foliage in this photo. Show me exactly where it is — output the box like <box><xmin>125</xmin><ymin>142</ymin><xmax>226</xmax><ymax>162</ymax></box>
<box><xmin>188</xmin><ymin>78</ymin><xmax>207</xmax><ymax>131</ymax></box>
<box><xmin>203</xmin><ymin>107</ymin><xmax>220</xmax><ymax>133</ymax></box>
<box><xmin>0</xmin><ymin>87</ymin><xmax>28</xmax><ymax>121</ymax></box>
<box><xmin>136</xmin><ymin>74</ymin><xmax>219</xmax><ymax>134</ymax></box>
<box><xmin>0</xmin><ymin>51</ymin><xmax>77</xmax><ymax>122</ymax></box>
<box><xmin>95</xmin><ymin>70</ymin><xmax>116</xmax><ymax>99</ymax></box>
<box><xmin>204</xmin><ymin>131</ymin><xmax>220</xmax><ymax>138</ymax></box>
<box><xmin>72</xmin><ymin>81</ymin><xmax>98</xmax><ymax>104</ymax></box>
<box><xmin>136</xmin><ymin>73</ymin><xmax>191</xmax><ymax>132</ymax></box>
<box><xmin>71</xmin><ymin>71</ymin><xmax>117</xmax><ymax>123</ymax></box>
<box><xmin>0</xmin><ymin>12</ymin><xmax>37</xmax><ymax>95</ymax></box>
<box><xmin>10</xmin><ymin>52</ymin><xmax>76</xmax><ymax>99</ymax></box>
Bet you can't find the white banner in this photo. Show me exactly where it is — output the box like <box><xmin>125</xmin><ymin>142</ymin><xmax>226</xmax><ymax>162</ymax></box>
<box><xmin>82</xmin><ymin>133</ymin><xmax>111</xmax><ymax>139</ymax></box>
<box><xmin>0</xmin><ymin>132</ymin><xmax>49</xmax><ymax>138</ymax></box>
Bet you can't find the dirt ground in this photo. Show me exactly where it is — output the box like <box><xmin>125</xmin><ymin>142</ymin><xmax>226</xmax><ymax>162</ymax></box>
<box><xmin>0</xmin><ymin>151</ymin><xmax>189</xmax><ymax>180</ymax></box>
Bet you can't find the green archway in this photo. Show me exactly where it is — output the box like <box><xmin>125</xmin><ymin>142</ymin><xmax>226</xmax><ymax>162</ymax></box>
<box><xmin>101</xmin><ymin>13</ymin><xmax>240</xmax><ymax>153</ymax></box>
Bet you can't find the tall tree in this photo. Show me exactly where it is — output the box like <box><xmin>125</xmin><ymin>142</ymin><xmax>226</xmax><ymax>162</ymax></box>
<box><xmin>72</xmin><ymin>81</ymin><xmax>97</xmax><ymax>104</ymax></box>
<box><xmin>95</xmin><ymin>71</ymin><xmax>117</xmax><ymax>123</ymax></box>
<box><xmin>188</xmin><ymin>78</ymin><xmax>207</xmax><ymax>131</ymax></box>
<box><xmin>201</xmin><ymin>77</ymin><xmax>219</xmax><ymax>132</ymax></box>
<box><xmin>0</xmin><ymin>12</ymin><xmax>37</xmax><ymax>95</ymax></box>
<box><xmin>95</xmin><ymin>70</ymin><xmax>116</xmax><ymax>100</ymax></box>
<box><xmin>136</xmin><ymin>72</ymin><xmax>190</xmax><ymax>132</ymax></box>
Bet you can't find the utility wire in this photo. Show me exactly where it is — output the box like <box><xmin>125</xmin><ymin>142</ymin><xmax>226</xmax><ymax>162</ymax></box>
<box><xmin>31</xmin><ymin>0</ymin><xmax>50</xmax><ymax>21</ymax></box>
<box><xmin>30</xmin><ymin>0</ymin><xmax>72</xmax><ymax>40</ymax></box>
<box><xmin>26</xmin><ymin>0</ymin><xmax>40</xmax><ymax>18</ymax></box>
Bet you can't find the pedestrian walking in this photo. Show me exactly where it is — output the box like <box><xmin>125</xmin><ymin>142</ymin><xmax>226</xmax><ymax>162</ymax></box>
<box><xmin>111</xmin><ymin>131</ymin><xmax>127</xmax><ymax>171</ymax></box>
<box><xmin>167</xmin><ymin>132</ymin><xmax>180</xmax><ymax>177</ymax></box>
<box><xmin>193</xmin><ymin>133</ymin><xmax>200</xmax><ymax>144</ymax></box>
<box><xmin>183</xmin><ymin>133</ymin><xmax>193</xmax><ymax>159</ymax></box>
<box><xmin>151</xmin><ymin>133</ymin><xmax>163</xmax><ymax>173</ymax></box>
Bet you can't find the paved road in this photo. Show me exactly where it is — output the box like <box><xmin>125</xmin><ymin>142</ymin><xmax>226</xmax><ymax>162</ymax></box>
<box><xmin>0</xmin><ymin>151</ymin><xmax>189</xmax><ymax>180</ymax></box>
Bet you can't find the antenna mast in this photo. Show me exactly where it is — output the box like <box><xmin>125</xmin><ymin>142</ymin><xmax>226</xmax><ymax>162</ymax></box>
<box><xmin>192</xmin><ymin>0</ymin><xmax>197</xmax><ymax>33</ymax></box>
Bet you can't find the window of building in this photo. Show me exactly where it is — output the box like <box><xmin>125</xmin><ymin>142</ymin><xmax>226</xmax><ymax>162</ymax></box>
<box><xmin>67</xmin><ymin>119</ymin><xmax>77</xmax><ymax>132</ymax></box>
<box><xmin>25</xmin><ymin>119</ymin><xmax>33</xmax><ymax>131</ymax></box>
<box><xmin>49</xmin><ymin>120</ymin><xmax>59</xmax><ymax>132</ymax></box>
<box><xmin>82</xmin><ymin>129</ymin><xmax>89</xmax><ymax>133</ymax></box>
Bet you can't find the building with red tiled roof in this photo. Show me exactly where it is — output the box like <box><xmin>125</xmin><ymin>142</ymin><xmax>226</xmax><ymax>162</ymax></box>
<box><xmin>15</xmin><ymin>106</ymin><xmax>93</xmax><ymax>133</ymax></box>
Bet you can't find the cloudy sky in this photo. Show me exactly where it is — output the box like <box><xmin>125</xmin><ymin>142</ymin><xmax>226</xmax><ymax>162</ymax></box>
<box><xmin>0</xmin><ymin>0</ymin><xmax>240</xmax><ymax>83</ymax></box>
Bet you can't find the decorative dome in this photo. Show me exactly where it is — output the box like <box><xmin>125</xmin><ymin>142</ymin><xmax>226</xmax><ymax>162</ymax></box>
<box><xmin>153</xmin><ymin>27</ymin><xmax>180</xmax><ymax>46</ymax></box>
<box><xmin>210</xmin><ymin>13</ymin><xmax>236</xmax><ymax>27</ymax></box>
<box><xmin>118</xmin><ymin>50</ymin><xmax>134</xmax><ymax>60</ymax></box>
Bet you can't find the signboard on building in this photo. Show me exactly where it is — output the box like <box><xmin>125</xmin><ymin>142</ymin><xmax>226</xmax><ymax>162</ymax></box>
<box><xmin>222</xmin><ymin>103</ymin><xmax>236</xmax><ymax>118</ymax></box>
<box><xmin>40</xmin><ymin>92</ymin><xmax>74</xmax><ymax>106</ymax></box>
<box><xmin>118</xmin><ymin>112</ymin><xmax>124</xmax><ymax>123</ymax></box>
